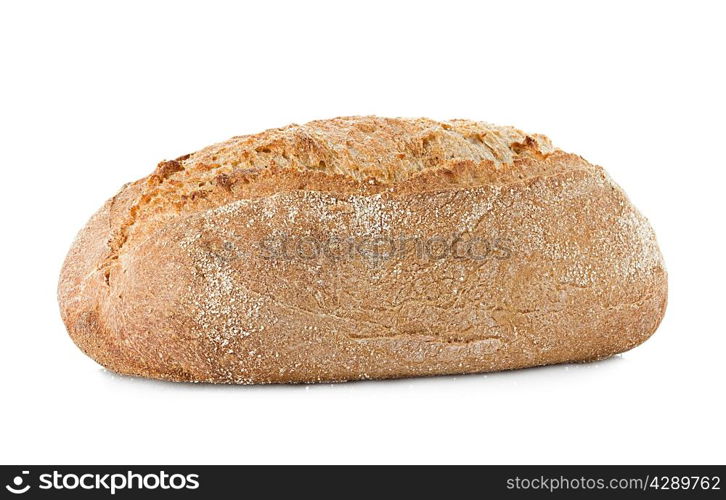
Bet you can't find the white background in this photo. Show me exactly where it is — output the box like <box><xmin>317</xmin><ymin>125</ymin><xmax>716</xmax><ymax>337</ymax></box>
<box><xmin>1</xmin><ymin>1</ymin><xmax>724</xmax><ymax>465</ymax></box>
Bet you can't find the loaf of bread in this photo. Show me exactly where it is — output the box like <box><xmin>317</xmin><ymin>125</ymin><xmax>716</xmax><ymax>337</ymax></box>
<box><xmin>58</xmin><ymin>116</ymin><xmax>667</xmax><ymax>383</ymax></box>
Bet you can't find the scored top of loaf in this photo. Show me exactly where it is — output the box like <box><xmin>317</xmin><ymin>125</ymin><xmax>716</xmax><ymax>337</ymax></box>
<box><xmin>182</xmin><ymin>116</ymin><xmax>556</xmax><ymax>183</ymax></box>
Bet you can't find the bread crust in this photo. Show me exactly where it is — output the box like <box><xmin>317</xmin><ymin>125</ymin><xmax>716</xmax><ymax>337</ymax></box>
<box><xmin>58</xmin><ymin>117</ymin><xmax>667</xmax><ymax>383</ymax></box>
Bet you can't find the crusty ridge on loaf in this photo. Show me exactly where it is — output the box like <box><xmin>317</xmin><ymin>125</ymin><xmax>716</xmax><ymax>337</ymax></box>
<box><xmin>186</xmin><ymin>116</ymin><xmax>556</xmax><ymax>182</ymax></box>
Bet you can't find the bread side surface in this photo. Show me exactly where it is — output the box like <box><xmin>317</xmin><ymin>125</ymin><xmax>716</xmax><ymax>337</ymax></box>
<box><xmin>58</xmin><ymin>116</ymin><xmax>667</xmax><ymax>383</ymax></box>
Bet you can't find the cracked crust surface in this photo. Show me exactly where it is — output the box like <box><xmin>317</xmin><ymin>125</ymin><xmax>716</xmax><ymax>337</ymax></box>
<box><xmin>58</xmin><ymin>116</ymin><xmax>667</xmax><ymax>383</ymax></box>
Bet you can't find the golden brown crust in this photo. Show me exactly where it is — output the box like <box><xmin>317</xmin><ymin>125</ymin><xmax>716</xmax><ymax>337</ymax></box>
<box><xmin>58</xmin><ymin>116</ymin><xmax>667</xmax><ymax>383</ymax></box>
